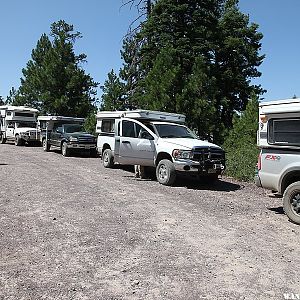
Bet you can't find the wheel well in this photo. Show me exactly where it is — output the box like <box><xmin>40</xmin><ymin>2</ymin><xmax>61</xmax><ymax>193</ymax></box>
<box><xmin>155</xmin><ymin>152</ymin><xmax>173</xmax><ymax>166</ymax></box>
<box><xmin>281</xmin><ymin>171</ymin><xmax>300</xmax><ymax>194</ymax></box>
<box><xmin>102</xmin><ymin>143</ymin><xmax>111</xmax><ymax>154</ymax></box>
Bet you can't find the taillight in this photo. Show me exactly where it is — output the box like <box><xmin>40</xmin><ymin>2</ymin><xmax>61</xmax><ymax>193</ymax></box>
<box><xmin>257</xmin><ymin>152</ymin><xmax>262</xmax><ymax>171</ymax></box>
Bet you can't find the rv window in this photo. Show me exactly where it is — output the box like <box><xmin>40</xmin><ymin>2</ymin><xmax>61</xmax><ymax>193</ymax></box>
<box><xmin>268</xmin><ymin>118</ymin><xmax>300</xmax><ymax>145</ymax></box>
<box><xmin>101</xmin><ymin>119</ymin><xmax>114</xmax><ymax>133</ymax></box>
<box><xmin>15</xmin><ymin>112</ymin><xmax>34</xmax><ymax>118</ymax></box>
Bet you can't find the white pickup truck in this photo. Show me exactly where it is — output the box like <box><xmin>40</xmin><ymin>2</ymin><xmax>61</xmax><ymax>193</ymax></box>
<box><xmin>96</xmin><ymin>110</ymin><xmax>225</xmax><ymax>186</ymax></box>
<box><xmin>0</xmin><ymin>105</ymin><xmax>40</xmax><ymax>146</ymax></box>
<box><xmin>256</xmin><ymin>98</ymin><xmax>300</xmax><ymax>224</ymax></box>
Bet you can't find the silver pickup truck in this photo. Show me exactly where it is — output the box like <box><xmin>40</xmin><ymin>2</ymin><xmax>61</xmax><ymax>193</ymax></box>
<box><xmin>256</xmin><ymin>98</ymin><xmax>300</xmax><ymax>224</ymax></box>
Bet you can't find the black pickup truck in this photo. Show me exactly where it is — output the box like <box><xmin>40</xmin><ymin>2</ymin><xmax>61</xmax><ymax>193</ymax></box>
<box><xmin>42</xmin><ymin>123</ymin><xmax>97</xmax><ymax>157</ymax></box>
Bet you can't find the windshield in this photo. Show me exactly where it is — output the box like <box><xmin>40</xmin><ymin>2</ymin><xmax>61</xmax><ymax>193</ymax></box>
<box><xmin>154</xmin><ymin>124</ymin><xmax>198</xmax><ymax>139</ymax></box>
<box><xmin>16</xmin><ymin>122</ymin><xmax>37</xmax><ymax>128</ymax></box>
<box><xmin>64</xmin><ymin>124</ymin><xmax>84</xmax><ymax>133</ymax></box>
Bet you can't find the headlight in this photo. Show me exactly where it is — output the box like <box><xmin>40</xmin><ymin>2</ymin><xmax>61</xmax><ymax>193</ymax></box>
<box><xmin>69</xmin><ymin>136</ymin><xmax>78</xmax><ymax>142</ymax></box>
<box><xmin>172</xmin><ymin>149</ymin><xmax>192</xmax><ymax>160</ymax></box>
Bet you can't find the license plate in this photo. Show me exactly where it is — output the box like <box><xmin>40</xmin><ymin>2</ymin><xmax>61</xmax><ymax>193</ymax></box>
<box><xmin>208</xmin><ymin>169</ymin><xmax>216</xmax><ymax>174</ymax></box>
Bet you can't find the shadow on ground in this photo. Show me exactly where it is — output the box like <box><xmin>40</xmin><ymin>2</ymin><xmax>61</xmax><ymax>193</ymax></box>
<box><xmin>267</xmin><ymin>206</ymin><xmax>284</xmax><ymax>215</ymax></box>
<box><xmin>50</xmin><ymin>149</ymin><xmax>99</xmax><ymax>158</ymax></box>
<box><xmin>174</xmin><ymin>175</ymin><xmax>241</xmax><ymax>192</ymax></box>
<box><xmin>119</xmin><ymin>165</ymin><xmax>240</xmax><ymax>192</ymax></box>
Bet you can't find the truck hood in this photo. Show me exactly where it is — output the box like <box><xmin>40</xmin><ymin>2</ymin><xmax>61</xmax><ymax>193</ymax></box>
<box><xmin>66</xmin><ymin>132</ymin><xmax>94</xmax><ymax>138</ymax></box>
<box><xmin>159</xmin><ymin>138</ymin><xmax>222</xmax><ymax>150</ymax></box>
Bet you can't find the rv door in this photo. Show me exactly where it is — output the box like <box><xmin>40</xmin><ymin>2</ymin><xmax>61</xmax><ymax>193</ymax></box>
<box><xmin>116</xmin><ymin>119</ymin><xmax>156</xmax><ymax>166</ymax></box>
<box><xmin>6</xmin><ymin>122</ymin><xmax>15</xmax><ymax>138</ymax></box>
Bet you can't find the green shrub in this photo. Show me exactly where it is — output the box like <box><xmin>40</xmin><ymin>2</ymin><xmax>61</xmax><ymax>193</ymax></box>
<box><xmin>84</xmin><ymin>111</ymin><xmax>97</xmax><ymax>135</ymax></box>
<box><xmin>223</xmin><ymin>96</ymin><xmax>259</xmax><ymax>182</ymax></box>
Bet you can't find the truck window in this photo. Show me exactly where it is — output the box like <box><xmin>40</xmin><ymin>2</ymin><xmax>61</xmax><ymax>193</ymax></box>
<box><xmin>101</xmin><ymin>119</ymin><xmax>114</xmax><ymax>133</ymax></box>
<box><xmin>122</xmin><ymin>120</ymin><xmax>149</xmax><ymax>139</ymax></box>
<box><xmin>154</xmin><ymin>124</ymin><xmax>197</xmax><ymax>139</ymax></box>
<box><xmin>55</xmin><ymin>126</ymin><xmax>63</xmax><ymax>133</ymax></box>
<box><xmin>122</xmin><ymin>120</ymin><xmax>135</xmax><ymax>137</ymax></box>
<box><xmin>268</xmin><ymin>118</ymin><xmax>300</xmax><ymax>145</ymax></box>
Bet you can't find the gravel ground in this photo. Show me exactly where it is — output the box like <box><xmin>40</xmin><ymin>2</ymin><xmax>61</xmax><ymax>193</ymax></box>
<box><xmin>0</xmin><ymin>143</ymin><xmax>299</xmax><ymax>300</ymax></box>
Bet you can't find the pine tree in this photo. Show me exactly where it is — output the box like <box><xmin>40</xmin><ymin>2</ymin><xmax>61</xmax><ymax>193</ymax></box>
<box><xmin>100</xmin><ymin>70</ymin><xmax>125</xmax><ymax>110</ymax></box>
<box><xmin>212</xmin><ymin>0</ymin><xmax>264</xmax><ymax>141</ymax></box>
<box><xmin>6</xmin><ymin>87</ymin><xmax>18</xmax><ymax>104</ymax></box>
<box><xmin>109</xmin><ymin>0</ymin><xmax>264</xmax><ymax>144</ymax></box>
<box><xmin>16</xmin><ymin>20</ymin><xmax>98</xmax><ymax>117</ymax></box>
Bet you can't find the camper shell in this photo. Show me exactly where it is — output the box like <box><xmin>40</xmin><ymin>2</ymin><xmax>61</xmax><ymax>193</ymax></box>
<box><xmin>256</xmin><ymin>98</ymin><xmax>300</xmax><ymax>224</ymax></box>
<box><xmin>0</xmin><ymin>105</ymin><xmax>40</xmax><ymax>145</ymax></box>
<box><xmin>96</xmin><ymin>109</ymin><xmax>225</xmax><ymax>186</ymax></box>
<box><xmin>38</xmin><ymin>115</ymin><xmax>96</xmax><ymax>157</ymax></box>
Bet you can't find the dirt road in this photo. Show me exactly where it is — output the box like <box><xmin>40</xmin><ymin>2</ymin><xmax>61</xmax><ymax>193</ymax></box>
<box><xmin>0</xmin><ymin>143</ymin><xmax>299</xmax><ymax>300</ymax></box>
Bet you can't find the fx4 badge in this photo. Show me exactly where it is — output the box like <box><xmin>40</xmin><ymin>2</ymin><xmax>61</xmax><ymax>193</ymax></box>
<box><xmin>265</xmin><ymin>154</ymin><xmax>281</xmax><ymax>161</ymax></box>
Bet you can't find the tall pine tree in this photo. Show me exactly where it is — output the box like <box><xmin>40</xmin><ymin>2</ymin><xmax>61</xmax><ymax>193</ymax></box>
<box><xmin>15</xmin><ymin>20</ymin><xmax>98</xmax><ymax>117</ymax></box>
<box><xmin>102</xmin><ymin>0</ymin><xmax>264</xmax><ymax>144</ymax></box>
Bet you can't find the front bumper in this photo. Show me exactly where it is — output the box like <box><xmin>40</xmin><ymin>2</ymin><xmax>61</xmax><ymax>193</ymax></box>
<box><xmin>68</xmin><ymin>143</ymin><xmax>96</xmax><ymax>150</ymax></box>
<box><xmin>173</xmin><ymin>159</ymin><xmax>225</xmax><ymax>174</ymax></box>
<box><xmin>21</xmin><ymin>134</ymin><xmax>40</xmax><ymax>142</ymax></box>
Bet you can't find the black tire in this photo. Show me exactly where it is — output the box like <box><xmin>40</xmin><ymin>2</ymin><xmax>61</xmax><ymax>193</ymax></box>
<box><xmin>15</xmin><ymin>135</ymin><xmax>23</xmax><ymax>146</ymax></box>
<box><xmin>102</xmin><ymin>149</ymin><xmax>114</xmax><ymax>168</ymax></box>
<box><xmin>61</xmin><ymin>142</ymin><xmax>70</xmax><ymax>157</ymax></box>
<box><xmin>42</xmin><ymin>139</ymin><xmax>50</xmax><ymax>152</ymax></box>
<box><xmin>156</xmin><ymin>159</ymin><xmax>176</xmax><ymax>186</ymax></box>
<box><xmin>283</xmin><ymin>181</ymin><xmax>300</xmax><ymax>225</ymax></box>
<box><xmin>0</xmin><ymin>135</ymin><xmax>6</xmax><ymax>144</ymax></box>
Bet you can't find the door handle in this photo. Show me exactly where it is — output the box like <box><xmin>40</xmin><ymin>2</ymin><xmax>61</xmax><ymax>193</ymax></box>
<box><xmin>122</xmin><ymin>140</ymin><xmax>130</xmax><ymax>144</ymax></box>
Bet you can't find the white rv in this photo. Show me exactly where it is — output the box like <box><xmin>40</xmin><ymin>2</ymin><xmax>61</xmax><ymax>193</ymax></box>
<box><xmin>96</xmin><ymin>110</ymin><xmax>225</xmax><ymax>186</ymax></box>
<box><xmin>256</xmin><ymin>98</ymin><xmax>300</xmax><ymax>224</ymax></box>
<box><xmin>0</xmin><ymin>105</ymin><xmax>39</xmax><ymax>146</ymax></box>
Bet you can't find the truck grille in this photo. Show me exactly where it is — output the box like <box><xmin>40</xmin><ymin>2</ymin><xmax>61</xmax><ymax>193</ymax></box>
<box><xmin>29</xmin><ymin>131</ymin><xmax>40</xmax><ymax>137</ymax></box>
<box><xmin>192</xmin><ymin>146</ymin><xmax>225</xmax><ymax>168</ymax></box>
<box><xmin>77</xmin><ymin>136</ymin><xmax>95</xmax><ymax>144</ymax></box>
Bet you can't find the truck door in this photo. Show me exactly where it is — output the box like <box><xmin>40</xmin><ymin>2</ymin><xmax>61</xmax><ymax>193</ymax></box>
<box><xmin>52</xmin><ymin>126</ymin><xmax>63</xmax><ymax>147</ymax></box>
<box><xmin>117</xmin><ymin>119</ymin><xmax>156</xmax><ymax>166</ymax></box>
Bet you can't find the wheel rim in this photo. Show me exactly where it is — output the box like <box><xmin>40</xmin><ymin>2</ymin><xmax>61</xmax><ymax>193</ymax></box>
<box><xmin>103</xmin><ymin>152</ymin><xmax>109</xmax><ymax>164</ymax></box>
<box><xmin>62</xmin><ymin>143</ymin><xmax>66</xmax><ymax>155</ymax></box>
<box><xmin>158</xmin><ymin>164</ymin><xmax>168</xmax><ymax>181</ymax></box>
<box><xmin>43</xmin><ymin>140</ymin><xmax>46</xmax><ymax>150</ymax></box>
<box><xmin>290</xmin><ymin>192</ymin><xmax>300</xmax><ymax>215</ymax></box>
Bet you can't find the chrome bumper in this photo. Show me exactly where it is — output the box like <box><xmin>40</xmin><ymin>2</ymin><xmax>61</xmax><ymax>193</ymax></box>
<box><xmin>173</xmin><ymin>159</ymin><xmax>225</xmax><ymax>174</ymax></box>
<box><xmin>68</xmin><ymin>143</ymin><xmax>96</xmax><ymax>150</ymax></box>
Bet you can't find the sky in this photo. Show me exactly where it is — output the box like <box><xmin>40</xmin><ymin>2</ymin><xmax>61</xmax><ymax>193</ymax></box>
<box><xmin>0</xmin><ymin>0</ymin><xmax>299</xmax><ymax>103</ymax></box>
